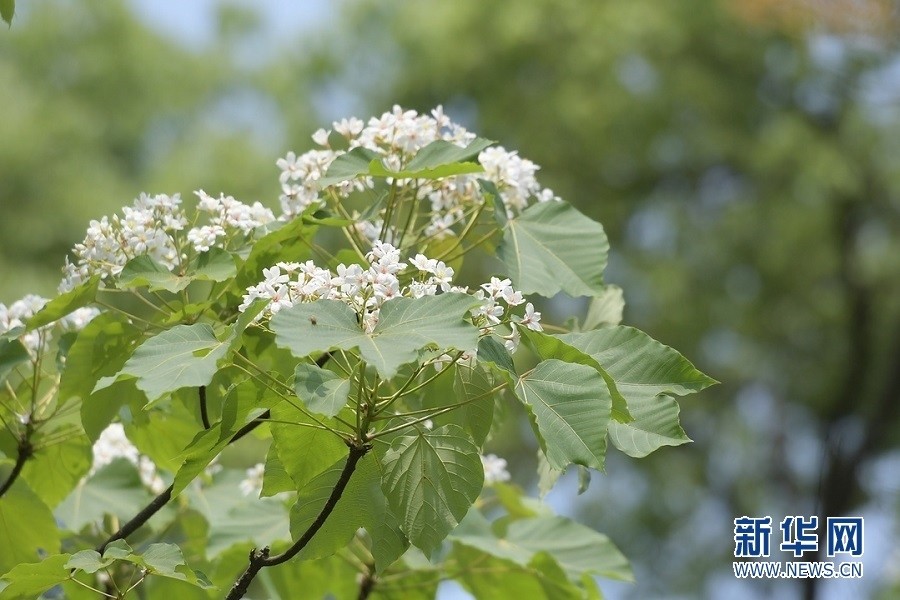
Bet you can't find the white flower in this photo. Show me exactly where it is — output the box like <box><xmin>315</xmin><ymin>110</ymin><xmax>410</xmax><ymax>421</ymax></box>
<box><xmin>187</xmin><ymin>224</ymin><xmax>226</xmax><ymax>253</ymax></box>
<box><xmin>312</xmin><ymin>128</ymin><xmax>331</xmax><ymax>146</ymax></box>
<box><xmin>333</xmin><ymin>117</ymin><xmax>364</xmax><ymax>137</ymax></box>
<box><xmin>410</xmin><ymin>254</ymin><xmax>437</xmax><ymax>273</ymax></box>
<box><xmin>481</xmin><ymin>454</ymin><xmax>511</xmax><ymax>485</ymax></box>
<box><xmin>504</xmin><ymin>326</ymin><xmax>521</xmax><ymax>353</ymax></box>
<box><xmin>60</xmin><ymin>307</ymin><xmax>100</xmax><ymax>332</ymax></box>
<box><xmin>520</xmin><ymin>302</ymin><xmax>543</xmax><ymax>332</ymax></box>
<box><xmin>90</xmin><ymin>424</ymin><xmax>164</xmax><ymax>492</ymax></box>
<box><xmin>239</xmin><ymin>463</ymin><xmax>265</xmax><ymax>497</ymax></box>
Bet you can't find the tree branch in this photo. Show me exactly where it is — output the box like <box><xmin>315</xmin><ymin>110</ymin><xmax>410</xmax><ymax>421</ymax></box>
<box><xmin>0</xmin><ymin>437</ymin><xmax>32</xmax><ymax>498</ymax></box>
<box><xmin>198</xmin><ymin>385</ymin><xmax>210</xmax><ymax>430</ymax></box>
<box><xmin>357</xmin><ymin>563</ymin><xmax>377</xmax><ymax>600</ymax></box>
<box><xmin>225</xmin><ymin>442</ymin><xmax>370</xmax><ymax>600</ymax></box>
<box><xmin>93</xmin><ymin>352</ymin><xmax>335</xmax><ymax>554</ymax></box>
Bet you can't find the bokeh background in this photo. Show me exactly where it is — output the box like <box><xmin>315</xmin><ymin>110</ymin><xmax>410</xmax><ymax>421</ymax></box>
<box><xmin>2</xmin><ymin>1</ymin><xmax>899</xmax><ymax>598</ymax></box>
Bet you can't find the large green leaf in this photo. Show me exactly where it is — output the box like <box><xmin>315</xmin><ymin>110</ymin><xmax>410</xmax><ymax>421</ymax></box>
<box><xmin>380</xmin><ymin>424</ymin><xmax>483</xmax><ymax>555</ymax></box>
<box><xmin>583</xmin><ymin>285</ymin><xmax>625</xmax><ymax>329</ymax></box>
<box><xmin>452</xmin><ymin>364</ymin><xmax>496</xmax><ymax>446</ymax></box>
<box><xmin>0</xmin><ymin>554</ymin><xmax>71</xmax><ymax>600</ymax></box>
<box><xmin>452</xmin><ymin>544</ymin><xmax>584</xmax><ymax>600</ymax></box>
<box><xmin>272</xmin><ymin>294</ymin><xmax>480</xmax><ymax>378</ymax></box>
<box><xmin>318</xmin><ymin>147</ymin><xmax>380</xmax><ymax>186</ymax></box>
<box><xmin>288</xmin><ymin>453</ymin><xmax>382</xmax><ymax>559</ymax></box>
<box><xmin>61</xmin><ymin>312</ymin><xmax>142</xmax><ymax>406</ymax></box>
<box><xmin>499</xmin><ymin>201</ymin><xmax>608</xmax><ymax>297</ymax></box>
<box><xmin>369</xmin><ymin>507</ymin><xmax>409</xmax><ymax>573</ymax></box>
<box><xmin>560</xmin><ymin>327</ymin><xmax>716</xmax><ymax>458</ymax></box>
<box><xmin>514</xmin><ymin>359</ymin><xmax>610</xmax><ymax>471</ymax></box>
<box><xmin>21</xmin><ymin>431</ymin><xmax>92</xmax><ymax>507</ymax></box>
<box><xmin>452</xmin><ymin>510</ymin><xmax>632</xmax><ymax>583</ymax></box>
<box><xmin>0</xmin><ymin>482</ymin><xmax>60</xmax><ymax>573</ymax></box>
<box><xmin>293</xmin><ymin>363</ymin><xmax>351</xmax><ymax>417</ymax></box>
<box><xmin>118</xmin><ymin>248</ymin><xmax>236</xmax><ymax>293</ymax></box>
<box><xmin>406</xmin><ymin>137</ymin><xmax>494</xmax><ymax>171</ymax></box>
<box><xmin>271</xmin><ymin>401</ymin><xmax>346</xmax><ymax>491</ymax></box>
<box><xmin>521</xmin><ymin>329</ymin><xmax>630</xmax><ymax>423</ymax></box>
<box><xmin>55</xmin><ymin>459</ymin><xmax>153</xmax><ymax>532</ymax></box>
<box><xmin>172</xmin><ymin>379</ymin><xmax>280</xmax><ymax>496</ymax></box>
<box><xmin>25</xmin><ymin>276</ymin><xmax>100</xmax><ymax>330</ymax></box>
<box><xmin>118</xmin><ymin>323</ymin><xmax>227</xmax><ymax>402</ymax></box>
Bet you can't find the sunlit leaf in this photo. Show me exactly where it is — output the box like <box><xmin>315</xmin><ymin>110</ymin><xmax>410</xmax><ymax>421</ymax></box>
<box><xmin>499</xmin><ymin>201</ymin><xmax>608</xmax><ymax>297</ymax></box>
<box><xmin>380</xmin><ymin>424</ymin><xmax>483</xmax><ymax>555</ymax></box>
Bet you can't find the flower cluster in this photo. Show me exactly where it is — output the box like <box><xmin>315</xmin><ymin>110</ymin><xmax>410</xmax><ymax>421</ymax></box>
<box><xmin>276</xmin><ymin>105</ymin><xmax>559</xmax><ymax>235</ymax></box>
<box><xmin>241</xmin><ymin>240</ymin><xmax>541</xmax><ymax>354</ymax></box>
<box><xmin>60</xmin><ymin>191</ymin><xmax>275</xmax><ymax>293</ymax></box>
<box><xmin>0</xmin><ymin>294</ymin><xmax>99</xmax><ymax>355</ymax></box>
<box><xmin>90</xmin><ymin>423</ymin><xmax>165</xmax><ymax>493</ymax></box>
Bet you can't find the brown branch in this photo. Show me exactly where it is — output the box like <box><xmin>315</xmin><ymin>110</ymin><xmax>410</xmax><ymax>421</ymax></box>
<box><xmin>225</xmin><ymin>442</ymin><xmax>370</xmax><ymax>600</ymax></box>
<box><xmin>357</xmin><ymin>563</ymin><xmax>377</xmax><ymax>600</ymax></box>
<box><xmin>199</xmin><ymin>385</ymin><xmax>211</xmax><ymax>430</ymax></box>
<box><xmin>0</xmin><ymin>437</ymin><xmax>32</xmax><ymax>498</ymax></box>
<box><xmin>93</xmin><ymin>352</ymin><xmax>334</xmax><ymax>552</ymax></box>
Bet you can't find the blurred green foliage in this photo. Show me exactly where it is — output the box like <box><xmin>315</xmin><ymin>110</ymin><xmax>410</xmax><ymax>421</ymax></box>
<box><xmin>0</xmin><ymin>0</ymin><xmax>315</xmax><ymax>301</ymax></box>
<box><xmin>2</xmin><ymin>0</ymin><xmax>899</xmax><ymax>597</ymax></box>
<box><xmin>306</xmin><ymin>0</ymin><xmax>900</xmax><ymax>597</ymax></box>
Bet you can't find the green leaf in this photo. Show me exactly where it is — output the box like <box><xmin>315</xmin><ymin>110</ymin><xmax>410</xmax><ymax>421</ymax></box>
<box><xmin>452</xmin><ymin>363</ymin><xmax>496</xmax><ymax>446</ymax></box>
<box><xmin>407</xmin><ymin>138</ymin><xmax>494</xmax><ymax>171</ymax></box>
<box><xmin>272</xmin><ymin>294</ymin><xmax>480</xmax><ymax>378</ymax></box>
<box><xmin>81</xmin><ymin>379</ymin><xmax>139</xmax><ymax>441</ymax></box>
<box><xmin>26</xmin><ymin>277</ymin><xmax>100</xmax><ymax>330</ymax></box>
<box><xmin>0</xmin><ymin>339</ymin><xmax>28</xmax><ymax>384</ymax></box>
<box><xmin>0</xmin><ymin>0</ymin><xmax>14</xmax><ymax>27</ymax></box>
<box><xmin>118</xmin><ymin>249</ymin><xmax>235</xmax><ymax>293</ymax></box>
<box><xmin>133</xmin><ymin>544</ymin><xmax>215</xmax><ymax>589</ymax></box>
<box><xmin>514</xmin><ymin>359</ymin><xmax>610</xmax><ymax>471</ymax></box>
<box><xmin>235</xmin><ymin>219</ymin><xmax>318</xmax><ymax>290</ymax></box>
<box><xmin>61</xmin><ymin>312</ymin><xmax>142</xmax><ymax>406</ymax></box>
<box><xmin>119</xmin><ymin>323</ymin><xmax>229</xmax><ymax>402</ymax></box>
<box><xmin>365</xmin><ymin>138</ymin><xmax>494</xmax><ymax>180</ymax></box>
<box><xmin>198</xmin><ymin>472</ymin><xmax>291</xmax><ymax>558</ymax></box>
<box><xmin>452</xmin><ymin>510</ymin><xmax>632</xmax><ymax>583</ymax></box>
<box><xmin>293</xmin><ymin>363</ymin><xmax>351</xmax><ymax>417</ymax></box>
<box><xmin>368</xmin><ymin>159</ymin><xmax>483</xmax><ymax>180</ymax></box>
<box><xmin>499</xmin><ymin>201</ymin><xmax>609</xmax><ymax>297</ymax></box>
<box><xmin>289</xmin><ymin>453</ymin><xmax>382</xmax><ymax>560</ymax></box>
<box><xmin>22</xmin><ymin>431</ymin><xmax>92</xmax><ymax>507</ymax></box>
<box><xmin>478</xmin><ymin>179</ymin><xmax>508</xmax><ymax>227</ymax></box>
<box><xmin>0</xmin><ymin>482</ymin><xmax>61</xmax><ymax>573</ymax></box>
<box><xmin>583</xmin><ymin>285</ymin><xmax>625</xmax><ymax>329</ymax></box>
<box><xmin>65</xmin><ymin>550</ymin><xmax>109</xmax><ymax>573</ymax></box>
<box><xmin>477</xmin><ymin>335</ymin><xmax>517</xmax><ymax>379</ymax></box>
<box><xmin>380</xmin><ymin>424</ymin><xmax>483</xmax><ymax>556</ymax></box>
<box><xmin>190</xmin><ymin>247</ymin><xmax>238</xmax><ymax>283</ymax></box>
<box><xmin>560</xmin><ymin>326</ymin><xmax>716</xmax><ymax>457</ymax></box>
<box><xmin>452</xmin><ymin>543</ymin><xmax>583</xmax><ymax>599</ymax></box>
<box><xmin>0</xmin><ymin>554</ymin><xmax>70</xmax><ymax>600</ymax></box>
<box><xmin>370</xmin><ymin>508</ymin><xmax>409</xmax><ymax>572</ymax></box>
<box><xmin>56</xmin><ymin>459</ymin><xmax>153</xmax><ymax>532</ymax></box>
<box><xmin>118</xmin><ymin>256</ymin><xmax>182</xmax><ymax>291</ymax></box>
<box><xmin>261</xmin><ymin>445</ymin><xmax>294</xmax><ymax>497</ymax></box>
<box><xmin>521</xmin><ymin>328</ymin><xmax>630</xmax><ymax>423</ymax></box>
<box><xmin>271</xmin><ymin>401</ymin><xmax>346</xmax><ymax>491</ymax></box>
<box><xmin>318</xmin><ymin>147</ymin><xmax>380</xmax><ymax>186</ymax></box>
